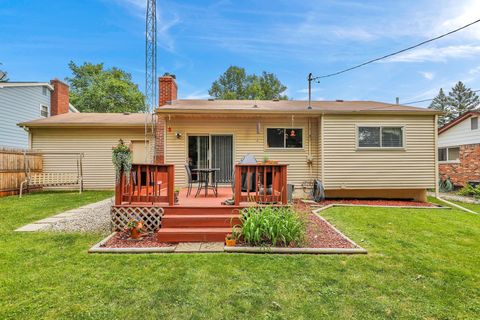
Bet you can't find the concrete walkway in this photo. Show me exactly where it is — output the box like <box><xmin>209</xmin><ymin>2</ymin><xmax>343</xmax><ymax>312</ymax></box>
<box><xmin>15</xmin><ymin>198</ymin><xmax>113</xmax><ymax>232</ymax></box>
<box><xmin>427</xmin><ymin>191</ymin><xmax>480</xmax><ymax>204</ymax></box>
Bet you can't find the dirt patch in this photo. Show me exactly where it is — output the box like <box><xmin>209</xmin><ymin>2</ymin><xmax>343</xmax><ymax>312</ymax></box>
<box><xmin>305</xmin><ymin>213</ymin><xmax>355</xmax><ymax>248</ymax></box>
<box><xmin>101</xmin><ymin>232</ymin><xmax>175</xmax><ymax>248</ymax></box>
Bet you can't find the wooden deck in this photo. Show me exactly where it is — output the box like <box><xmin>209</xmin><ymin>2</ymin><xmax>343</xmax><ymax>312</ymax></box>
<box><xmin>114</xmin><ymin>163</ymin><xmax>290</xmax><ymax>242</ymax></box>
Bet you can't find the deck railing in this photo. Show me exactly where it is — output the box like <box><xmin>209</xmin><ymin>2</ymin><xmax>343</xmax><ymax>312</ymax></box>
<box><xmin>115</xmin><ymin>163</ymin><xmax>175</xmax><ymax>206</ymax></box>
<box><xmin>234</xmin><ymin>164</ymin><xmax>288</xmax><ymax>206</ymax></box>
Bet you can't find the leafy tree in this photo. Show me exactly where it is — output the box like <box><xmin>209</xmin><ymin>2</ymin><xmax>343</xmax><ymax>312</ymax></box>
<box><xmin>0</xmin><ymin>63</ymin><xmax>8</xmax><ymax>82</ymax></box>
<box><xmin>66</xmin><ymin>61</ymin><xmax>145</xmax><ymax>113</ymax></box>
<box><xmin>209</xmin><ymin>66</ymin><xmax>287</xmax><ymax>100</ymax></box>
<box><xmin>429</xmin><ymin>88</ymin><xmax>453</xmax><ymax>126</ymax></box>
<box><xmin>447</xmin><ymin>81</ymin><xmax>479</xmax><ymax>117</ymax></box>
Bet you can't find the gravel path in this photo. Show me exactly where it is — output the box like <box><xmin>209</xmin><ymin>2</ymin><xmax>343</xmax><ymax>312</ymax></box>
<box><xmin>16</xmin><ymin>198</ymin><xmax>113</xmax><ymax>233</ymax></box>
<box><xmin>427</xmin><ymin>191</ymin><xmax>480</xmax><ymax>204</ymax></box>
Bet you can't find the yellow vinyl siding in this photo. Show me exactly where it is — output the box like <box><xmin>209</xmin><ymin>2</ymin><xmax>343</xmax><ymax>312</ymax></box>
<box><xmin>30</xmin><ymin>128</ymin><xmax>154</xmax><ymax>189</ymax></box>
<box><xmin>322</xmin><ymin>114</ymin><xmax>435</xmax><ymax>189</ymax></box>
<box><xmin>165</xmin><ymin>116</ymin><xmax>319</xmax><ymax>188</ymax></box>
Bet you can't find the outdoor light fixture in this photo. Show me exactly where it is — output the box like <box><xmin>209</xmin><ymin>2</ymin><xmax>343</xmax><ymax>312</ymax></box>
<box><xmin>176</xmin><ymin>132</ymin><xmax>182</xmax><ymax>139</ymax></box>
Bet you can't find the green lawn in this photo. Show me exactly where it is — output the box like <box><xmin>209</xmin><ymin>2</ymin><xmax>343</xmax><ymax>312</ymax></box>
<box><xmin>1</xmin><ymin>192</ymin><xmax>479</xmax><ymax>319</ymax></box>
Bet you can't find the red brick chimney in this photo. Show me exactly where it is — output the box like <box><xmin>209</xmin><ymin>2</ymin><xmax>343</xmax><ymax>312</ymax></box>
<box><xmin>154</xmin><ymin>75</ymin><xmax>178</xmax><ymax>164</ymax></box>
<box><xmin>50</xmin><ymin>79</ymin><xmax>70</xmax><ymax>116</ymax></box>
<box><xmin>158</xmin><ymin>75</ymin><xmax>177</xmax><ymax>106</ymax></box>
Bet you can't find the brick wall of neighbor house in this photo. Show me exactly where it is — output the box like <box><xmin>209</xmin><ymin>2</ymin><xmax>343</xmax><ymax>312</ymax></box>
<box><xmin>439</xmin><ymin>143</ymin><xmax>480</xmax><ymax>186</ymax></box>
<box><xmin>155</xmin><ymin>76</ymin><xmax>178</xmax><ymax>163</ymax></box>
<box><xmin>50</xmin><ymin>79</ymin><xmax>70</xmax><ymax>116</ymax></box>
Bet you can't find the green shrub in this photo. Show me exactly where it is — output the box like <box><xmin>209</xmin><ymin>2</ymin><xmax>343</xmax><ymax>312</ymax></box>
<box><xmin>237</xmin><ymin>206</ymin><xmax>305</xmax><ymax>247</ymax></box>
<box><xmin>457</xmin><ymin>184</ymin><xmax>480</xmax><ymax>199</ymax></box>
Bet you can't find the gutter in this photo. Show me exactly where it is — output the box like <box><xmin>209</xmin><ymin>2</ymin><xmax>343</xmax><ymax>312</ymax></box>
<box><xmin>435</xmin><ymin>197</ymin><xmax>478</xmax><ymax>215</ymax></box>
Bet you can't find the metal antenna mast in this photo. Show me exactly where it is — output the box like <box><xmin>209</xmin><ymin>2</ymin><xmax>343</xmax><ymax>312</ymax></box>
<box><xmin>145</xmin><ymin>0</ymin><xmax>157</xmax><ymax>162</ymax></box>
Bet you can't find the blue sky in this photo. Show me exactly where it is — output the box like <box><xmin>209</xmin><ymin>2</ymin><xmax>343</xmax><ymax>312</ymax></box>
<box><xmin>1</xmin><ymin>0</ymin><xmax>479</xmax><ymax>107</ymax></box>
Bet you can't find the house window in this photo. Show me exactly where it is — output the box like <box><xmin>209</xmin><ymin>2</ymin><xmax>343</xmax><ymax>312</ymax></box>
<box><xmin>438</xmin><ymin>147</ymin><xmax>460</xmax><ymax>162</ymax></box>
<box><xmin>40</xmin><ymin>105</ymin><xmax>49</xmax><ymax>117</ymax></box>
<box><xmin>266</xmin><ymin>128</ymin><xmax>303</xmax><ymax>148</ymax></box>
<box><xmin>42</xmin><ymin>87</ymin><xmax>48</xmax><ymax>96</ymax></box>
<box><xmin>358</xmin><ymin>126</ymin><xmax>403</xmax><ymax>148</ymax></box>
<box><xmin>471</xmin><ymin>117</ymin><xmax>478</xmax><ymax>130</ymax></box>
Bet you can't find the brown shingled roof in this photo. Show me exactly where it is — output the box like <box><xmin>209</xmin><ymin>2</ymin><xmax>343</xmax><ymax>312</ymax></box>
<box><xmin>156</xmin><ymin>99</ymin><xmax>440</xmax><ymax>115</ymax></box>
<box><xmin>19</xmin><ymin>113</ymin><xmax>153</xmax><ymax>128</ymax></box>
<box><xmin>438</xmin><ymin>110</ymin><xmax>480</xmax><ymax>134</ymax></box>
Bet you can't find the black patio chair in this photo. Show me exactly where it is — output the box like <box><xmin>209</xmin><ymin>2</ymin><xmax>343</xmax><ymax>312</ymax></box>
<box><xmin>185</xmin><ymin>164</ymin><xmax>195</xmax><ymax>197</ymax></box>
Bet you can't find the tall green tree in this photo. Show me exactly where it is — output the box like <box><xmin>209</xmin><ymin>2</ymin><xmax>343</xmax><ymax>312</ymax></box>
<box><xmin>0</xmin><ymin>63</ymin><xmax>8</xmax><ymax>82</ymax></box>
<box><xmin>428</xmin><ymin>88</ymin><xmax>453</xmax><ymax>126</ymax></box>
<box><xmin>209</xmin><ymin>66</ymin><xmax>287</xmax><ymax>100</ymax></box>
<box><xmin>447</xmin><ymin>81</ymin><xmax>479</xmax><ymax>117</ymax></box>
<box><xmin>66</xmin><ymin>61</ymin><xmax>145</xmax><ymax>113</ymax></box>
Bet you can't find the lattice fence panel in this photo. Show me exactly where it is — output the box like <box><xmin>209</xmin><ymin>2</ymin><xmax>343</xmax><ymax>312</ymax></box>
<box><xmin>111</xmin><ymin>206</ymin><xmax>164</xmax><ymax>232</ymax></box>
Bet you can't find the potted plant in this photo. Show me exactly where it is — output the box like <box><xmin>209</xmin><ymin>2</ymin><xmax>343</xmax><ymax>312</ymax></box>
<box><xmin>174</xmin><ymin>187</ymin><xmax>181</xmax><ymax>203</ymax></box>
<box><xmin>125</xmin><ymin>218</ymin><xmax>145</xmax><ymax>240</ymax></box>
<box><xmin>112</xmin><ymin>139</ymin><xmax>132</xmax><ymax>183</ymax></box>
<box><xmin>225</xmin><ymin>233</ymin><xmax>236</xmax><ymax>247</ymax></box>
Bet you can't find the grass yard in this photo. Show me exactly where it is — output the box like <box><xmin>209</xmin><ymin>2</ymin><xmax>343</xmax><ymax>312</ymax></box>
<box><xmin>1</xmin><ymin>192</ymin><xmax>479</xmax><ymax>319</ymax></box>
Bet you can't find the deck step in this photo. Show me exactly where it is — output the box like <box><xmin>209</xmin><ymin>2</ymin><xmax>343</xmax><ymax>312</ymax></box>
<box><xmin>163</xmin><ymin>206</ymin><xmax>244</xmax><ymax>215</ymax></box>
<box><xmin>157</xmin><ymin>227</ymin><xmax>232</xmax><ymax>242</ymax></box>
<box><xmin>162</xmin><ymin>214</ymin><xmax>241</xmax><ymax>228</ymax></box>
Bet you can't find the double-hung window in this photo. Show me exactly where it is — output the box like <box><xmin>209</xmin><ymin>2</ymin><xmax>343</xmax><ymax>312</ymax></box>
<box><xmin>40</xmin><ymin>105</ymin><xmax>49</xmax><ymax>117</ymax></box>
<box><xmin>357</xmin><ymin>126</ymin><xmax>404</xmax><ymax>148</ymax></box>
<box><xmin>471</xmin><ymin>117</ymin><xmax>478</xmax><ymax>130</ymax></box>
<box><xmin>266</xmin><ymin>128</ymin><xmax>303</xmax><ymax>148</ymax></box>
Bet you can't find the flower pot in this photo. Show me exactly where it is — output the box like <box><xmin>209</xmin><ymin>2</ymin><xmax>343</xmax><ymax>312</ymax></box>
<box><xmin>130</xmin><ymin>227</ymin><xmax>141</xmax><ymax>240</ymax></box>
<box><xmin>225</xmin><ymin>239</ymin><xmax>236</xmax><ymax>247</ymax></box>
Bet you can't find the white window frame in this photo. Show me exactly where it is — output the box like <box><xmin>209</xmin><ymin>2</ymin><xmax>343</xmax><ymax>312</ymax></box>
<box><xmin>356</xmin><ymin>125</ymin><xmax>405</xmax><ymax>150</ymax></box>
<box><xmin>40</xmin><ymin>104</ymin><xmax>49</xmax><ymax>117</ymax></box>
<box><xmin>265</xmin><ymin>127</ymin><xmax>305</xmax><ymax>150</ymax></box>
<box><xmin>471</xmin><ymin>117</ymin><xmax>478</xmax><ymax>130</ymax></box>
<box><xmin>438</xmin><ymin>146</ymin><xmax>460</xmax><ymax>163</ymax></box>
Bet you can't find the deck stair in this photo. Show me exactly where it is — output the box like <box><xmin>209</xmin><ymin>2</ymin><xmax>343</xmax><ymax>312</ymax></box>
<box><xmin>157</xmin><ymin>206</ymin><xmax>243</xmax><ymax>242</ymax></box>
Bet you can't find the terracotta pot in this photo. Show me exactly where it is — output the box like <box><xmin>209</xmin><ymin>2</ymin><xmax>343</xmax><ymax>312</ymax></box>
<box><xmin>130</xmin><ymin>227</ymin><xmax>141</xmax><ymax>239</ymax></box>
<box><xmin>225</xmin><ymin>239</ymin><xmax>236</xmax><ymax>247</ymax></box>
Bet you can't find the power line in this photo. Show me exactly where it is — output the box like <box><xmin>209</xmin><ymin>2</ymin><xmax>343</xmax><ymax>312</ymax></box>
<box><xmin>404</xmin><ymin>89</ymin><xmax>480</xmax><ymax>105</ymax></box>
<box><xmin>311</xmin><ymin>18</ymin><xmax>480</xmax><ymax>80</ymax></box>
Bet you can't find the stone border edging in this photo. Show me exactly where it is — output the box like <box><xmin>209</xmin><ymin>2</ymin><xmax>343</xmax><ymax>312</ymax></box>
<box><xmin>88</xmin><ymin>232</ymin><xmax>176</xmax><ymax>253</ymax></box>
<box><xmin>224</xmin><ymin>246</ymin><xmax>367</xmax><ymax>254</ymax></box>
<box><xmin>310</xmin><ymin>203</ymin><xmax>450</xmax><ymax>210</ymax></box>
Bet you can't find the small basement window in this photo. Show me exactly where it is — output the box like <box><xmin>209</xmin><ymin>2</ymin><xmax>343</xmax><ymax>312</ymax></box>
<box><xmin>266</xmin><ymin>128</ymin><xmax>303</xmax><ymax>148</ymax></box>
<box><xmin>40</xmin><ymin>105</ymin><xmax>49</xmax><ymax>117</ymax></box>
<box><xmin>438</xmin><ymin>147</ymin><xmax>460</xmax><ymax>162</ymax></box>
<box><xmin>471</xmin><ymin>117</ymin><xmax>478</xmax><ymax>130</ymax></box>
<box><xmin>358</xmin><ymin>126</ymin><xmax>403</xmax><ymax>148</ymax></box>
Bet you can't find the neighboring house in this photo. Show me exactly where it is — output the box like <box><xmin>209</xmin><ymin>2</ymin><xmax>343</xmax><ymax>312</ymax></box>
<box><xmin>20</xmin><ymin>76</ymin><xmax>440</xmax><ymax>201</ymax></box>
<box><xmin>438</xmin><ymin>111</ymin><xmax>480</xmax><ymax>186</ymax></box>
<box><xmin>0</xmin><ymin>80</ymin><xmax>77</xmax><ymax>148</ymax></box>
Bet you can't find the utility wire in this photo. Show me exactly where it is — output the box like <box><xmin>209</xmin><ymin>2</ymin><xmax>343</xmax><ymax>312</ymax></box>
<box><xmin>312</xmin><ymin>18</ymin><xmax>480</xmax><ymax>80</ymax></box>
<box><xmin>405</xmin><ymin>89</ymin><xmax>480</xmax><ymax>105</ymax></box>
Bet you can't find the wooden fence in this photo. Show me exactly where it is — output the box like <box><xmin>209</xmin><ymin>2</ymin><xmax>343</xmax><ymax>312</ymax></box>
<box><xmin>0</xmin><ymin>147</ymin><xmax>43</xmax><ymax>197</ymax></box>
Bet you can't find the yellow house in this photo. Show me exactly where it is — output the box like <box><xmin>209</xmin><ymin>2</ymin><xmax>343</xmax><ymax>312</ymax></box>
<box><xmin>20</xmin><ymin>76</ymin><xmax>440</xmax><ymax>201</ymax></box>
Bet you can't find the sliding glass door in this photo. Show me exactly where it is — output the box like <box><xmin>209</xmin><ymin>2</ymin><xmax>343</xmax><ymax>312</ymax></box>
<box><xmin>187</xmin><ymin>134</ymin><xmax>233</xmax><ymax>183</ymax></box>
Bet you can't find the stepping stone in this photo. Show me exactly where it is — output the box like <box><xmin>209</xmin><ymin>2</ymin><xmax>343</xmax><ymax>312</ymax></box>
<box><xmin>199</xmin><ymin>242</ymin><xmax>224</xmax><ymax>252</ymax></box>
<box><xmin>174</xmin><ymin>242</ymin><xmax>202</xmax><ymax>252</ymax></box>
<box><xmin>15</xmin><ymin>224</ymin><xmax>50</xmax><ymax>232</ymax></box>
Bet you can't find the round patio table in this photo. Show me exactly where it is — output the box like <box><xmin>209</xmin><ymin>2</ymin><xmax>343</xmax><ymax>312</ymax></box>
<box><xmin>192</xmin><ymin>168</ymin><xmax>220</xmax><ymax>197</ymax></box>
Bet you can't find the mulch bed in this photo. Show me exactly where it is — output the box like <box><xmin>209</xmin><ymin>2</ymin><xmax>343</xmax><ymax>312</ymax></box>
<box><xmin>101</xmin><ymin>232</ymin><xmax>174</xmax><ymax>248</ymax></box>
<box><xmin>304</xmin><ymin>213</ymin><xmax>355</xmax><ymax>248</ymax></box>
<box><xmin>316</xmin><ymin>199</ymin><xmax>435</xmax><ymax>207</ymax></box>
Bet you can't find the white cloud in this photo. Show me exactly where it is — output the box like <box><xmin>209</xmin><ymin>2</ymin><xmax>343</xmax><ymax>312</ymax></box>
<box><xmin>383</xmin><ymin>45</ymin><xmax>480</xmax><ymax>63</ymax></box>
<box><xmin>419</xmin><ymin>71</ymin><xmax>434</xmax><ymax>80</ymax></box>
<box><xmin>183</xmin><ymin>90</ymin><xmax>210</xmax><ymax>100</ymax></box>
<box><xmin>433</xmin><ymin>0</ymin><xmax>480</xmax><ymax>40</ymax></box>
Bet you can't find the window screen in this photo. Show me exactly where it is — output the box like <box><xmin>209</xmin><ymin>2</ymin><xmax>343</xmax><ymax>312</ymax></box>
<box><xmin>448</xmin><ymin>147</ymin><xmax>460</xmax><ymax>162</ymax></box>
<box><xmin>382</xmin><ymin>127</ymin><xmax>403</xmax><ymax>147</ymax></box>
<box><xmin>438</xmin><ymin>148</ymin><xmax>447</xmax><ymax>161</ymax></box>
<box><xmin>267</xmin><ymin>128</ymin><xmax>285</xmax><ymax>148</ymax></box>
<box><xmin>40</xmin><ymin>105</ymin><xmax>48</xmax><ymax>117</ymax></box>
<box><xmin>358</xmin><ymin>127</ymin><xmax>380</xmax><ymax>147</ymax></box>
<box><xmin>472</xmin><ymin>117</ymin><xmax>478</xmax><ymax>130</ymax></box>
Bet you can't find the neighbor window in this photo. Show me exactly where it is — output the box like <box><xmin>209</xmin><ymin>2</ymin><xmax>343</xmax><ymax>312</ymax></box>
<box><xmin>40</xmin><ymin>105</ymin><xmax>48</xmax><ymax>117</ymax></box>
<box><xmin>266</xmin><ymin>128</ymin><xmax>303</xmax><ymax>148</ymax></box>
<box><xmin>42</xmin><ymin>86</ymin><xmax>48</xmax><ymax>96</ymax></box>
<box><xmin>471</xmin><ymin>117</ymin><xmax>478</xmax><ymax>130</ymax></box>
<box><xmin>438</xmin><ymin>147</ymin><xmax>460</xmax><ymax>162</ymax></box>
<box><xmin>358</xmin><ymin>126</ymin><xmax>403</xmax><ymax>148</ymax></box>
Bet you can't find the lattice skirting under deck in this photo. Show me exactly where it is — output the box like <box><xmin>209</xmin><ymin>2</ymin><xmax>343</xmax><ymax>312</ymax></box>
<box><xmin>110</xmin><ymin>206</ymin><xmax>164</xmax><ymax>232</ymax></box>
